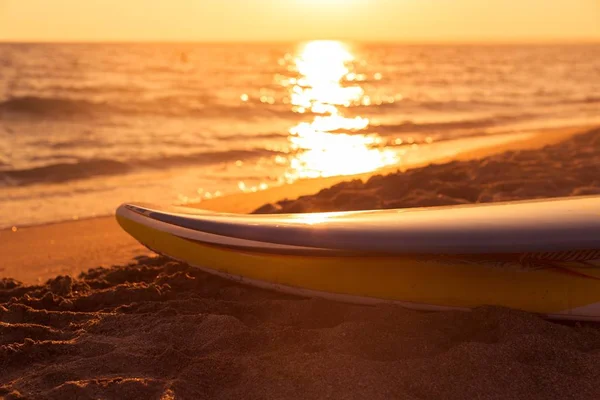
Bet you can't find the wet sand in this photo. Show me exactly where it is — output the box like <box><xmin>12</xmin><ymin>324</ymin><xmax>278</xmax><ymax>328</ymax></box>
<box><xmin>2</xmin><ymin>125</ymin><xmax>600</xmax><ymax>399</ymax></box>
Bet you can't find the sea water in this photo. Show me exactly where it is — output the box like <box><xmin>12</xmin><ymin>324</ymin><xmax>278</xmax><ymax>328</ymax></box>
<box><xmin>1</xmin><ymin>41</ymin><xmax>599</xmax><ymax>227</ymax></box>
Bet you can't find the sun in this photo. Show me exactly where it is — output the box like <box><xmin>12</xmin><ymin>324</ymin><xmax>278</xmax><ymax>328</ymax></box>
<box><xmin>298</xmin><ymin>0</ymin><xmax>359</xmax><ymax>8</ymax></box>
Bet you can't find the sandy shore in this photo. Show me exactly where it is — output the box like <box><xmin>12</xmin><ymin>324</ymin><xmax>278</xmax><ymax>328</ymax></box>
<box><xmin>3</xmin><ymin>260</ymin><xmax>600</xmax><ymax>399</ymax></box>
<box><xmin>2</xmin><ymin>125</ymin><xmax>600</xmax><ymax>399</ymax></box>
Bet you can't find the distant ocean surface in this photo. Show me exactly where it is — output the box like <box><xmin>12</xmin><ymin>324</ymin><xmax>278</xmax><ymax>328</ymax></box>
<box><xmin>1</xmin><ymin>42</ymin><xmax>600</xmax><ymax>228</ymax></box>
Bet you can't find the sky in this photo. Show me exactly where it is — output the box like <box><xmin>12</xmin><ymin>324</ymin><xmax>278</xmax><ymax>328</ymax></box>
<box><xmin>0</xmin><ymin>0</ymin><xmax>599</xmax><ymax>43</ymax></box>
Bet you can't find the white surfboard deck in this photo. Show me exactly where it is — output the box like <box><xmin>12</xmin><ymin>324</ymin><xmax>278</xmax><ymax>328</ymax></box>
<box><xmin>119</xmin><ymin>195</ymin><xmax>600</xmax><ymax>254</ymax></box>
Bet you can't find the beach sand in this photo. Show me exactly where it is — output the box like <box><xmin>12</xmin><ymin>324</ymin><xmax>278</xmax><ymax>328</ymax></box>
<box><xmin>3</xmin><ymin>261</ymin><xmax>600</xmax><ymax>399</ymax></box>
<box><xmin>2</xmin><ymin>125</ymin><xmax>600</xmax><ymax>399</ymax></box>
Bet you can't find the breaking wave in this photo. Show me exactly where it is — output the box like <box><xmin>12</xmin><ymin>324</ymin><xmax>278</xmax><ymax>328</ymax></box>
<box><xmin>0</xmin><ymin>148</ymin><xmax>282</xmax><ymax>187</ymax></box>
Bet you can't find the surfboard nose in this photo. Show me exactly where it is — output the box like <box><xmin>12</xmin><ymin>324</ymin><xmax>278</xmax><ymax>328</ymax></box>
<box><xmin>115</xmin><ymin>203</ymin><xmax>166</xmax><ymax>237</ymax></box>
<box><xmin>116</xmin><ymin>203</ymin><xmax>155</xmax><ymax>218</ymax></box>
<box><xmin>115</xmin><ymin>203</ymin><xmax>129</xmax><ymax>217</ymax></box>
<box><xmin>115</xmin><ymin>203</ymin><xmax>135</xmax><ymax>231</ymax></box>
<box><xmin>115</xmin><ymin>203</ymin><xmax>153</xmax><ymax>231</ymax></box>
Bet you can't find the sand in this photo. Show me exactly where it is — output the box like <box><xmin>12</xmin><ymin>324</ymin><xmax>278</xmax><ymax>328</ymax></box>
<box><xmin>2</xmin><ymin>125</ymin><xmax>600</xmax><ymax>399</ymax></box>
<box><xmin>0</xmin><ymin>217</ymin><xmax>151</xmax><ymax>285</ymax></box>
<box><xmin>3</xmin><ymin>259</ymin><xmax>600</xmax><ymax>399</ymax></box>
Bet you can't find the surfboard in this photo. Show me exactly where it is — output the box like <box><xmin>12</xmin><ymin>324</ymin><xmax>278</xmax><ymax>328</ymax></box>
<box><xmin>116</xmin><ymin>195</ymin><xmax>600</xmax><ymax>321</ymax></box>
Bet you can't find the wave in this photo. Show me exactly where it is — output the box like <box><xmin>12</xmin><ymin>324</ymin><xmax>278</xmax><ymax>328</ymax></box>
<box><xmin>0</xmin><ymin>94</ymin><xmax>530</xmax><ymax>121</ymax></box>
<box><xmin>3</xmin><ymin>92</ymin><xmax>590</xmax><ymax>124</ymax></box>
<box><xmin>216</xmin><ymin>132</ymin><xmax>289</xmax><ymax>141</ymax></box>
<box><xmin>339</xmin><ymin>114</ymin><xmax>536</xmax><ymax>136</ymax></box>
<box><xmin>0</xmin><ymin>94</ymin><xmax>560</xmax><ymax>122</ymax></box>
<box><xmin>344</xmin><ymin>99</ymin><xmax>512</xmax><ymax>115</ymax></box>
<box><xmin>567</xmin><ymin>96</ymin><xmax>600</xmax><ymax>105</ymax></box>
<box><xmin>135</xmin><ymin>148</ymin><xmax>280</xmax><ymax>170</ymax></box>
<box><xmin>35</xmin><ymin>83</ymin><xmax>145</xmax><ymax>96</ymax></box>
<box><xmin>0</xmin><ymin>159</ymin><xmax>131</xmax><ymax>186</ymax></box>
<box><xmin>0</xmin><ymin>96</ymin><xmax>112</xmax><ymax>116</ymax></box>
<box><xmin>0</xmin><ymin>95</ymin><xmax>306</xmax><ymax>120</ymax></box>
<box><xmin>0</xmin><ymin>148</ymin><xmax>282</xmax><ymax>187</ymax></box>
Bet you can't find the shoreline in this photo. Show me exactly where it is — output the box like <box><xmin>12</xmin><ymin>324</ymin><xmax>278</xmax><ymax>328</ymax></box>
<box><xmin>0</xmin><ymin>124</ymin><xmax>595</xmax><ymax>284</ymax></box>
<box><xmin>191</xmin><ymin>124</ymin><xmax>594</xmax><ymax>213</ymax></box>
<box><xmin>2</xmin><ymin>124</ymin><xmax>590</xmax><ymax>232</ymax></box>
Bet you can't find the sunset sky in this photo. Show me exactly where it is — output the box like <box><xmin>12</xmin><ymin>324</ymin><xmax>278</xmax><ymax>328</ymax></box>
<box><xmin>1</xmin><ymin>0</ymin><xmax>599</xmax><ymax>42</ymax></box>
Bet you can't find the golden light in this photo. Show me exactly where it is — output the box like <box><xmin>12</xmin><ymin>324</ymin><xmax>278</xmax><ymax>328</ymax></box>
<box><xmin>282</xmin><ymin>40</ymin><xmax>398</xmax><ymax>180</ymax></box>
<box><xmin>291</xmin><ymin>213</ymin><xmax>332</xmax><ymax>225</ymax></box>
<box><xmin>296</xmin><ymin>41</ymin><xmax>353</xmax><ymax>80</ymax></box>
<box><xmin>295</xmin><ymin>0</ymin><xmax>361</xmax><ymax>9</ymax></box>
<box><xmin>291</xmin><ymin>41</ymin><xmax>363</xmax><ymax>109</ymax></box>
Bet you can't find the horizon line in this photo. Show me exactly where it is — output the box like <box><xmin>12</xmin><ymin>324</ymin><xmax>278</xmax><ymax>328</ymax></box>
<box><xmin>1</xmin><ymin>38</ymin><xmax>600</xmax><ymax>46</ymax></box>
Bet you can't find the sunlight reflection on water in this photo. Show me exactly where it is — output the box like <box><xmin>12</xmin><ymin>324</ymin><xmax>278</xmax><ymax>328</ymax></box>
<box><xmin>282</xmin><ymin>41</ymin><xmax>399</xmax><ymax>180</ymax></box>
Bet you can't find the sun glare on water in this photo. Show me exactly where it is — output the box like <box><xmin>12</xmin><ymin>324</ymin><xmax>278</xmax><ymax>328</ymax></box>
<box><xmin>282</xmin><ymin>41</ymin><xmax>398</xmax><ymax>180</ymax></box>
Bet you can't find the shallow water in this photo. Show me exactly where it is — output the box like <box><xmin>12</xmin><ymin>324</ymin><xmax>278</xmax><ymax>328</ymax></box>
<box><xmin>1</xmin><ymin>42</ymin><xmax>600</xmax><ymax>227</ymax></box>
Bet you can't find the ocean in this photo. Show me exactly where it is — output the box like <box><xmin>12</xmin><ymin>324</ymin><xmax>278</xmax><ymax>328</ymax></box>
<box><xmin>1</xmin><ymin>41</ymin><xmax>600</xmax><ymax>228</ymax></box>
